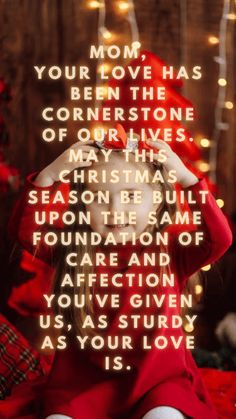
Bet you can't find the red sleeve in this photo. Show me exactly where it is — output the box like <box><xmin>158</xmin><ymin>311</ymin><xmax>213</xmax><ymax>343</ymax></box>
<box><xmin>41</xmin><ymin>344</ymin><xmax>78</xmax><ymax>418</ymax></box>
<box><xmin>8</xmin><ymin>172</ymin><xmax>70</xmax><ymax>266</ymax></box>
<box><xmin>169</xmin><ymin>178</ymin><xmax>232</xmax><ymax>282</ymax></box>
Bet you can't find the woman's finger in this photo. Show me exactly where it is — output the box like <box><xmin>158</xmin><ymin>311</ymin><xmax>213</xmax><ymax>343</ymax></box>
<box><xmin>64</xmin><ymin>150</ymin><xmax>91</xmax><ymax>164</ymax></box>
<box><xmin>70</xmin><ymin>144</ymin><xmax>98</xmax><ymax>153</ymax></box>
<box><xmin>76</xmin><ymin>161</ymin><xmax>94</xmax><ymax>167</ymax></box>
<box><xmin>70</xmin><ymin>139</ymin><xmax>95</xmax><ymax>147</ymax></box>
<box><xmin>147</xmin><ymin>139</ymin><xmax>173</xmax><ymax>152</ymax></box>
<box><xmin>65</xmin><ymin>160</ymin><xmax>94</xmax><ymax>170</ymax></box>
<box><xmin>64</xmin><ymin>146</ymin><xmax>98</xmax><ymax>161</ymax></box>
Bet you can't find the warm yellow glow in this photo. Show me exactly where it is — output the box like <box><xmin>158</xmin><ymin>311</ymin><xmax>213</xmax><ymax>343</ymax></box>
<box><xmin>184</xmin><ymin>323</ymin><xmax>194</xmax><ymax>333</ymax></box>
<box><xmin>225</xmin><ymin>13</ymin><xmax>236</xmax><ymax>20</ymax></box>
<box><xmin>216</xmin><ymin>198</ymin><xmax>225</xmax><ymax>208</ymax></box>
<box><xmin>218</xmin><ymin>78</ymin><xmax>227</xmax><ymax>87</ymax></box>
<box><xmin>91</xmin><ymin>124</ymin><xmax>107</xmax><ymax>141</ymax></box>
<box><xmin>195</xmin><ymin>284</ymin><xmax>203</xmax><ymax>295</ymax></box>
<box><xmin>208</xmin><ymin>35</ymin><xmax>219</xmax><ymax>45</ymax></box>
<box><xmin>132</xmin><ymin>41</ymin><xmax>141</xmax><ymax>49</ymax></box>
<box><xmin>197</xmin><ymin>161</ymin><xmax>210</xmax><ymax>172</ymax></box>
<box><xmin>200</xmin><ymin>138</ymin><xmax>210</xmax><ymax>148</ymax></box>
<box><xmin>102</xmin><ymin>29</ymin><xmax>113</xmax><ymax>40</ymax></box>
<box><xmin>97</xmin><ymin>63</ymin><xmax>111</xmax><ymax>74</ymax></box>
<box><xmin>201</xmin><ymin>264</ymin><xmax>211</xmax><ymax>272</ymax></box>
<box><xmin>225</xmin><ymin>101</ymin><xmax>234</xmax><ymax>109</ymax></box>
<box><xmin>99</xmin><ymin>85</ymin><xmax>109</xmax><ymax>99</ymax></box>
<box><xmin>117</xmin><ymin>1</ymin><xmax>130</xmax><ymax>11</ymax></box>
<box><xmin>88</xmin><ymin>1</ymin><xmax>103</xmax><ymax>9</ymax></box>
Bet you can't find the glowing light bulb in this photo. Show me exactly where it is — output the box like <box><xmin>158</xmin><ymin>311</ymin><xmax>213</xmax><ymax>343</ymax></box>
<box><xmin>197</xmin><ymin>161</ymin><xmax>210</xmax><ymax>172</ymax></box>
<box><xmin>118</xmin><ymin>1</ymin><xmax>130</xmax><ymax>11</ymax></box>
<box><xmin>200</xmin><ymin>138</ymin><xmax>210</xmax><ymax>148</ymax></box>
<box><xmin>208</xmin><ymin>35</ymin><xmax>219</xmax><ymax>45</ymax></box>
<box><xmin>132</xmin><ymin>41</ymin><xmax>141</xmax><ymax>49</ymax></box>
<box><xmin>99</xmin><ymin>85</ymin><xmax>109</xmax><ymax>99</ymax></box>
<box><xmin>97</xmin><ymin>62</ymin><xmax>111</xmax><ymax>74</ymax></box>
<box><xmin>225</xmin><ymin>101</ymin><xmax>234</xmax><ymax>109</ymax></box>
<box><xmin>88</xmin><ymin>1</ymin><xmax>103</xmax><ymax>9</ymax></box>
<box><xmin>216</xmin><ymin>199</ymin><xmax>224</xmax><ymax>208</ymax></box>
<box><xmin>201</xmin><ymin>264</ymin><xmax>211</xmax><ymax>272</ymax></box>
<box><xmin>101</xmin><ymin>28</ymin><xmax>113</xmax><ymax>40</ymax></box>
<box><xmin>218</xmin><ymin>78</ymin><xmax>227</xmax><ymax>87</ymax></box>
<box><xmin>184</xmin><ymin>323</ymin><xmax>194</xmax><ymax>333</ymax></box>
<box><xmin>195</xmin><ymin>284</ymin><xmax>203</xmax><ymax>295</ymax></box>
<box><xmin>91</xmin><ymin>124</ymin><xmax>107</xmax><ymax>142</ymax></box>
<box><xmin>225</xmin><ymin>13</ymin><xmax>236</xmax><ymax>20</ymax></box>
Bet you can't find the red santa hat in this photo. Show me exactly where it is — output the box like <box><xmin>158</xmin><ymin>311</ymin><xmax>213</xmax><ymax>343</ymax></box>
<box><xmin>96</xmin><ymin>50</ymin><xmax>201</xmax><ymax>161</ymax></box>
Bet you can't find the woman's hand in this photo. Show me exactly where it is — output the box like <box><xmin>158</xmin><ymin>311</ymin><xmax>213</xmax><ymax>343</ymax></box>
<box><xmin>147</xmin><ymin>139</ymin><xmax>199</xmax><ymax>188</ymax></box>
<box><xmin>34</xmin><ymin>140</ymin><xmax>98</xmax><ymax>187</ymax></box>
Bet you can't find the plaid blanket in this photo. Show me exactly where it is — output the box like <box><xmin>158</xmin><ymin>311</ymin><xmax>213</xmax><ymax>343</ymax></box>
<box><xmin>0</xmin><ymin>314</ymin><xmax>45</xmax><ymax>400</ymax></box>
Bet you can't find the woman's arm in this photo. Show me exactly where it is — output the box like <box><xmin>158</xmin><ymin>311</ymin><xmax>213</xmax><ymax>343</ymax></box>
<box><xmin>8</xmin><ymin>173</ymin><xmax>69</xmax><ymax>264</ymax></box>
<box><xmin>8</xmin><ymin>140</ymin><xmax>97</xmax><ymax>264</ymax></box>
<box><xmin>147</xmin><ymin>139</ymin><xmax>232</xmax><ymax>281</ymax></box>
<box><xmin>168</xmin><ymin>178</ymin><xmax>232</xmax><ymax>280</ymax></box>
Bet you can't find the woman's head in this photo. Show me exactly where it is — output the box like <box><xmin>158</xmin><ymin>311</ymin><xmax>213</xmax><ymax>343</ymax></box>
<box><xmin>55</xmin><ymin>146</ymin><xmax>177</xmax><ymax>336</ymax></box>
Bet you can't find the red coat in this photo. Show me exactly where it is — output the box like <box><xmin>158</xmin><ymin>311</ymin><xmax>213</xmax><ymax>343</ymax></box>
<box><xmin>9</xmin><ymin>176</ymin><xmax>232</xmax><ymax>419</ymax></box>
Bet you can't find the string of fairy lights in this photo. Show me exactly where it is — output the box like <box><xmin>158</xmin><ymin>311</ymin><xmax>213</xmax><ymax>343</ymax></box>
<box><xmin>193</xmin><ymin>0</ymin><xmax>235</xmax><ymax>308</ymax></box>
<box><xmin>87</xmin><ymin>0</ymin><xmax>140</xmax><ymax>120</ymax></box>
<box><xmin>200</xmin><ymin>0</ymin><xmax>235</xmax><ymax>184</ymax></box>
<box><xmin>88</xmin><ymin>0</ymin><xmax>140</xmax><ymax>122</ymax></box>
<box><xmin>180</xmin><ymin>0</ymin><xmax>235</xmax><ymax>331</ymax></box>
<box><xmin>208</xmin><ymin>0</ymin><xmax>235</xmax><ymax>184</ymax></box>
<box><xmin>88</xmin><ymin>0</ymin><xmax>139</xmax><ymax>49</ymax></box>
<box><xmin>87</xmin><ymin>0</ymin><xmax>235</xmax><ymax>192</ymax></box>
<box><xmin>86</xmin><ymin>0</ymin><xmax>235</xmax><ymax>333</ymax></box>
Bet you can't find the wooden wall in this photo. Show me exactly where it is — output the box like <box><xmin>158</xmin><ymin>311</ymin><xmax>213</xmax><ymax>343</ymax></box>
<box><xmin>0</xmin><ymin>0</ymin><xmax>235</xmax><ymax>212</ymax></box>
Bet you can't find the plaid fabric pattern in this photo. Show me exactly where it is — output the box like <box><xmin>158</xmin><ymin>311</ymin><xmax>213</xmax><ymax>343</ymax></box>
<box><xmin>0</xmin><ymin>314</ymin><xmax>44</xmax><ymax>399</ymax></box>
